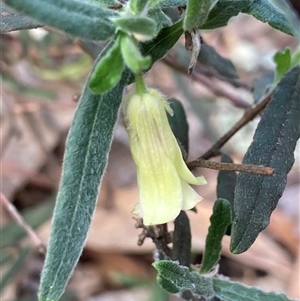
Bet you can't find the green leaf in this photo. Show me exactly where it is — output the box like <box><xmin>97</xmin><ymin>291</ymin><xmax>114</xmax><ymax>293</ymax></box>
<box><xmin>167</xmin><ymin>98</ymin><xmax>189</xmax><ymax>158</ymax></box>
<box><xmin>274</xmin><ymin>48</ymin><xmax>291</xmax><ymax>84</ymax></box>
<box><xmin>89</xmin><ymin>40</ymin><xmax>125</xmax><ymax>93</ymax></box>
<box><xmin>183</xmin><ymin>0</ymin><xmax>212</xmax><ymax>31</ymax></box>
<box><xmin>199</xmin><ymin>43</ymin><xmax>238</xmax><ymax>79</ymax></box>
<box><xmin>154</xmin><ymin>0</ymin><xmax>187</xmax><ymax>9</ymax></box>
<box><xmin>172</xmin><ymin>211</ymin><xmax>191</xmax><ymax>267</ymax></box>
<box><xmin>113</xmin><ymin>16</ymin><xmax>158</xmax><ymax>39</ymax></box>
<box><xmin>0</xmin><ymin>3</ymin><xmax>42</xmax><ymax>32</ymax></box>
<box><xmin>200</xmin><ymin>199</ymin><xmax>231</xmax><ymax>274</ymax></box>
<box><xmin>201</xmin><ymin>0</ymin><xmax>294</xmax><ymax>36</ymax></box>
<box><xmin>38</xmin><ymin>49</ymin><xmax>129</xmax><ymax>301</ymax></box>
<box><xmin>231</xmin><ymin>66</ymin><xmax>300</xmax><ymax>254</ymax></box>
<box><xmin>120</xmin><ymin>35</ymin><xmax>151</xmax><ymax>73</ymax></box>
<box><xmin>3</xmin><ymin>0</ymin><xmax>117</xmax><ymax>40</ymax></box>
<box><xmin>291</xmin><ymin>46</ymin><xmax>300</xmax><ymax>67</ymax></box>
<box><xmin>213</xmin><ymin>278</ymin><xmax>297</xmax><ymax>301</ymax></box>
<box><xmin>129</xmin><ymin>0</ymin><xmax>150</xmax><ymax>14</ymax></box>
<box><xmin>148</xmin><ymin>8</ymin><xmax>172</xmax><ymax>31</ymax></box>
<box><xmin>0</xmin><ymin>248</ymin><xmax>31</xmax><ymax>293</ymax></box>
<box><xmin>153</xmin><ymin>260</ymin><xmax>214</xmax><ymax>298</ymax></box>
<box><xmin>141</xmin><ymin>20</ymin><xmax>183</xmax><ymax>66</ymax></box>
<box><xmin>216</xmin><ymin>154</ymin><xmax>237</xmax><ymax>220</ymax></box>
<box><xmin>157</xmin><ymin>276</ymin><xmax>180</xmax><ymax>294</ymax></box>
<box><xmin>126</xmin><ymin>19</ymin><xmax>184</xmax><ymax>83</ymax></box>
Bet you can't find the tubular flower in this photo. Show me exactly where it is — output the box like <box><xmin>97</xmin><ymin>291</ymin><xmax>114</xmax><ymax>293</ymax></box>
<box><xmin>124</xmin><ymin>88</ymin><xmax>207</xmax><ymax>226</ymax></box>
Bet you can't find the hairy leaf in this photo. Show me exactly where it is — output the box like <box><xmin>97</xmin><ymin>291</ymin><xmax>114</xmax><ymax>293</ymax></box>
<box><xmin>89</xmin><ymin>40</ymin><xmax>124</xmax><ymax>93</ymax></box>
<box><xmin>201</xmin><ymin>0</ymin><xmax>293</xmax><ymax>36</ymax></box>
<box><xmin>172</xmin><ymin>211</ymin><xmax>191</xmax><ymax>266</ymax></box>
<box><xmin>141</xmin><ymin>20</ymin><xmax>183</xmax><ymax>65</ymax></box>
<box><xmin>129</xmin><ymin>0</ymin><xmax>150</xmax><ymax>14</ymax></box>
<box><xmin>120</xmin><ymin>35</ymin><xmax>151</xmax><ymax>73</ymax></box>
<box><xmin>168</xmin><ymin>98</ymin><xmax>189</xmax><ymax>157</ymax></box>
<box><xmin>183</xmin><ymin>0</ymin><xmax>211</xmax><ymax>31</ymax></box>
<box><xmin>113</xmin><ymin>16</ymin><xmax>158</xmax><ymax>39</ymax></box>
<box><xmin>154</xmin><ymin>0</ymin><xmax>187</xmax><ymax>8</ymax></box>
<box><xmin>231</xmin><ymin>66</ymin><xmax>300</xmax><ymax>254</ymax></box>
<box><xmin>0</xmin><ymin>3</ymin><xmax>42</xmax><ymax>32</ymax></box>
<box><xmin>153</xmin><ymin>260</ymin><xmax>214</xmax><ymax>298</ymax></box>
<box><xmin>200</xmin><ymin>199</ymin><xmax>231</xmax><ymax>274</ymax></box>
<box><xmin>213</xmin><ymin>278</ymin><xmax>297</xmax><ymax>301</ymax></box>
<box><xmin>38</xmin><ymin>45</ymin><xmax>129</xmax><ymax>301</ymax></box>
<box><xmin>3</xmin><ymin>0</ymin><xmax>117</xmax><ymax>40</ymax></box>
<box><xmin>148</xmin><ymin>9</ymin><xmax>172</xmax><ymax>31</ymax></box>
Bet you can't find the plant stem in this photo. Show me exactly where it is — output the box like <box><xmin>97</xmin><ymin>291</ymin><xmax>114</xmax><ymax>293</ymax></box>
<box><xmin>197</xmin><ymin>93</ymin><xmax>273</xmax><ymax>161</ymax></box>
<box><xmin>135</xmin><ymin>73</ymin><xmax>147</xmax><ymax>95</ymax></box>
<box><xmin>0</xmin><ymin>192</ymin><xmax>46</xmax><ymax>254</ymax></box>
<box><xmin>187</xmin><ymin>158</ymin><xmax>274</xmax><ymax>175</ymax></box>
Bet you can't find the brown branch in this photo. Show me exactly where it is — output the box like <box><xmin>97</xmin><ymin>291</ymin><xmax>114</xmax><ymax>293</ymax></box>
<box><xmin>162</xmin><ymin>55</ymin><xmax>250</xmax><ymax>109</ymax></box>
<box><xmin>198</xmin><ymin>93</ymin><xmax>273</xmax><ymax>161</ymax></box>
<box><xmin>0</xmin><ymin>192</ymin><xmax>46</xmax><ymax>254</ymax></box>
<box><xmin>134</xmin><ymin>218</ymin><xmax>171</xmax><ymax>259</ymax></box>
<box><xmin>187</xmin><ymin>158</ymin><xmax>274</xmax><ymax>175</ymax></box>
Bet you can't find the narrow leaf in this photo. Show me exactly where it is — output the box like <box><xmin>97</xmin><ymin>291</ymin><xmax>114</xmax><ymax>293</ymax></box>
<box><xmin>157</xmin><ymin>276</ymin><xmax>180</xmax><ymax>294</ymax></box>
<box><xmin>113</xmin><ymin>16</ymin><xmax>158</xmax><ymax>39</ymax></box>
<box><xmin>0</xmin><ymin>3</ymin><xmax>42</xmax><ymax>32</ymax></box>
<box><xmin>199</xmin><ymin>43</ymin><xmax>238</xmax><ymax>79</ymax></box>
<box><xmin>129</xmin><ymin>0</ymin><xmax>150</xmax><ymax>14</ymax></box>
<box><xmin>154</xmin><ymin>0</ymin><xmax>187</xmax><ymax>8</ymax></box>
<box><xmin>201</xmin><ymin>0</ymin><xmax>294</xmax><ymax>36</ymax></box>
<box><xmin>153</xmin><ymin>260</ymin><xmax>215</xmax><ymax>298</ymax></box>
<box><xmin>183</xmin><ymin>0</ymin><xmax>211</xmax><ymax>31</ymax></box>
<box><xmin>200</xmin><ymin>199</ymin><xmax>231</xmax><ymax>274</ymax></box>
<box><xmin>120</xmin><ymin>35</ymin><xmax>151</xmax><ymax>73</ymax></box>
<box><xmin>168</xmin><ymin>98</ymin><xmax>189</xmax><ymax>157</ymax></box>
<box><xmin>216</xmin><ymin>154</ymin><xmax>237</xmax><ymax>219</ymax></box>
<box><xmin>126</xmin><ymin>19</ymin><xmax>184</xmax><ymax>84</ymax></box>
<box><xmin>148</xmin><ymin>8</ymin><xmax>172</xmax><ymax>31</ymax></box>
<box><xmin>213</xmin><ymin>278</ymin><xmax>297</xmax><ymax>301</ymax></box>
<box><xmin>3</xmin><ymin>0</ymin><xmax>117</xmax><ymax>40</ymax></box>
<box><xmin>231</xmin><ymin>66</ymin><xmax>300</xmax><ymax>254</ymax></box>
<box><xmin>172</xmin><ymin>211</ymin><xmax>191</xmax><ymax>266</ymax></box>
<box><xmin>89</xmin><ymin>40</ymin><xmax>125</xmax><ymax>93</ymax></box>
<box><xmin>38</xmin><ymin>46</ymin><xmax>129</xmax><ymax>301</ymax></box>
<box><xmin>141</xmin><ymin>20</ymin><xmax>183</xmax><ymax>65</ymax></box>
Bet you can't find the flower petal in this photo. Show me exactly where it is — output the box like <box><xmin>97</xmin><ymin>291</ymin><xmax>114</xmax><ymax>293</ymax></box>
<box><xmin>170</xmin><ymin>134</ymin><xmax>206</xmax><ymax>185</ymax></box>
<box><xmin>137</xmin><ymin>157</ymin><xmax>182</xmax><ymax>225</ymax></box>
<box><xmin>180</xmin><ymin>179</ymin><xmax>203</xmax><ymax>210</ymax></box>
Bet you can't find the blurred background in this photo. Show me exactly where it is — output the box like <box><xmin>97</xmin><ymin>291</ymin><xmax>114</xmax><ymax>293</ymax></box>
<box><xmin>1</xmin><ymin>7</ymin><xmax>299</xmax><ymax>301</ymax></box>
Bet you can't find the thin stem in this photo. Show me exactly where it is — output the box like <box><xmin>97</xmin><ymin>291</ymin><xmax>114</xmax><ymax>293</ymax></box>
<box><xmin>163</xmin><ymin>55</ymin><xmax>250</xmax><ymax>109</ymax></box>
<box><xmin>187</xmin><ymin>158</ymin><xmax>274</xmax><ymax>175</ymax></box>
<box><xmin>135</xmin><ymin>73</ymin><xmax>147</xmax><ymax>95</ymax></box>
<box><xmin>0</xmin><ymin>192</ymin><xmax>46</xmax><ymax>254</ymax></box>
<box><xmin>198</xmin><ymin>93</ymin><xmax>273</xmax><ymax>161</ymax></box>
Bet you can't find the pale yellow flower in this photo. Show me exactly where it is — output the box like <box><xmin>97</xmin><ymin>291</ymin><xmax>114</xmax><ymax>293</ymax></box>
<box><xmin>124</xmin><ymin>88</ymin><xmax>206</xmax><ymax>226</ymax></box>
